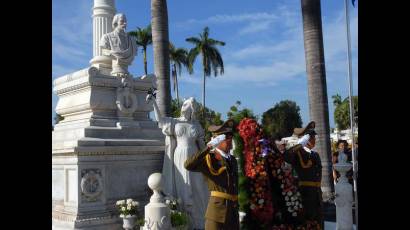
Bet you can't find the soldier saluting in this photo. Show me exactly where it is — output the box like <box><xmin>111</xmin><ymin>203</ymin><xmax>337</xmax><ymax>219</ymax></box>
<box><xmin>285</xmin><ymin>121</ymin><xmax>324</xmax><ymax>229</ymax></box>
<box><xmin>184</xmin><ymin>120</ymin><xmax>239</xmax><ymax>230</ymax></box>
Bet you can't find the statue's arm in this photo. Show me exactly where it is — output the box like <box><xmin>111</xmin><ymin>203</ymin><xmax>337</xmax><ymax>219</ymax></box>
<box><xmin>151</xmin><ymin>98</ymin><xmax>166</xmax><ymax>127</ymax></box>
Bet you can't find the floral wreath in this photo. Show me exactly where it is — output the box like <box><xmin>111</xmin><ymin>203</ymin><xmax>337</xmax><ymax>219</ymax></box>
<box><xmin>237</xmin><ymin>118</ymin><xmax>320</xmax><ymax>230</ymax></box>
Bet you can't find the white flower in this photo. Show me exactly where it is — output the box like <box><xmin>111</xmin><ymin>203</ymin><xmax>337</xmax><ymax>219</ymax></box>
<box><xmin>288</xmin><ymin>207</ymin><xmax>293</xmax><ymax>212</ymax></box>
<box><xmin>295</xmin><ymin>201</ymin><xmax>299</xmax><ymax>205</ymax></box>
<box><xmin>132</xmin><ymin>201</ymin><xmax>139</xmax><ymax>206</ymax></box>
<box><xmin>292</xmin><ymin>212</ymin><xmax>297</xmax><ymax>217</ymax></box>
<box><xmin>126</xmin><ymin>199</ymin><xmax>133</xmax><ymax>204</ymax></box>
<box><xmin>121</xmin><ymin>207</ymin><xmax>126</xmax><ymax>211</ymax></box>
<box><xmin>250</xmin><ymin>204</ymin><xmax>256</xmax><ymax>210</ymax></box>
<box><xmin>127</xmin><ymin>206</ymin><xmax>131</xmax><ymax>210</ymax></box>
<box><xmin>287</xmin><ymin>191</ymin><xmax>292</xmax><ymax>196</ymax></box>
<box><xmin>117</xmin><ymin>200</ymin><xmax>125</xmax><ymax>205</ymax></box>
<box><xmin>258</xmin><ymin>199</ymin><xmax>264</xmax><ymax>204</ymax></box>
<box><xmin>296</xmin><ymin>192</ymin><xmax>301</xmax><ymax>196</ymax></box>
<box><xmin>294</xmin><ymin>206</ymin><xmax>298</xmax><ymax>210</ymax></box>
<box><xmin>299</xmin><ymin>204</ymin><xmax>303</xmax><ymax>208</ymax></box>
<box><xmin>280</xmin><ymin>184</ymin><xmax>284</xmax><ymax>189</ymax></box>
<box><xmin>286</xmin><ymin>202</ymin><xmax>291</xmax><ymax>206</ymax></box>
<box><xmin>285</xmin><ymin>196</ymin><xmax>289</xmax><ymax>201</ymax></box>
<box><xmin>282</xmin><ymin>192</ymin><xmax>286</xmax><ymax>195</ymax></box>
<box><xmin>120</xmin><ymin>214</ymin><xmax>124</xmax><ymax>218</ymax></box>
<box><xmin>165</xmin><ymin>200</ymin><xmax>170</xmax><ymax>204</ymax></box>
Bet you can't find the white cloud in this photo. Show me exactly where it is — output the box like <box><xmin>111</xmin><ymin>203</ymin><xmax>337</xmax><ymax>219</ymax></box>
<box><xmin>52</xmin><ymin>0</ymin><xmax>92</xmax><ymax>66</ymax></box>
<box><xmin>182</xmin><ymin>12</ymin><xmax>279</xmax><ymax>25</ymax></box>
<box><xmin>179</xmin><ymin>6</ymin><xmax>358</xmax><ymax>91</ymax></box>
<box><xmin>238</xmin><ymin>21</ymin><xmax>274</xmax><ymax>35</ymax></box>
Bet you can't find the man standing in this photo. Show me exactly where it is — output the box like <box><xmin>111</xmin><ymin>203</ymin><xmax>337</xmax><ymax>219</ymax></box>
<box><xmin>184</xmin><ymin>119</ymin><xmax>239</xmax><ymax>230</ymax></box>
<box><xmin>285</xmin><ymin>121</ymin><xmax>324</xmax><ymax>229</ymax></box>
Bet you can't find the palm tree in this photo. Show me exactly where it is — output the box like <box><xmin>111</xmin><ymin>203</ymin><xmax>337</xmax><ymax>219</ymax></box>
<box><xmin>128</xmin><ymin>24</ymin><xmax>152</xmax><ymax>75</ymax></box>
<box><xmin>332</xmin><ymin>94</ymin><xmax>342</xmax><ymax>106</ymax></box>
<box><xmin>300</xmin><ymin>0</ymin><xmax>333</xmax><ymax>200</ymax></box>
<box><xmin>151</xmin><ymin>0</ymin><xmax>171</xmax><ymax>116</ymax></box>
<box><xmin>186</xmin><ymin>27</ymin><xmax>225</xmax><ymax>115</ymax></box>
<box><xmin>169</xmin><ymin>42</ymin><xmax>189</xmax><ymax>107</ymax></box>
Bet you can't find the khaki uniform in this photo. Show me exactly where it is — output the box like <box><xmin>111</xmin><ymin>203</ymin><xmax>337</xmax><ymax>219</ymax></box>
<box><xmin>184</xmin><ymin>147</ymin><xmax>239</xmax><ymax>230</ymax></box>
<box><xmin>286</xmin><ymin>144</ymin><xmax>324</xmax><ymax>229</ymax></box>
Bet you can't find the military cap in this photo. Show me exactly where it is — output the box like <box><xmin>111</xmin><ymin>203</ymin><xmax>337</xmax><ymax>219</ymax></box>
<box><xmin>293</xmin><ymin>121</ymin><xmax>317</xmax><ymax>137</ymax></box>
<box><xmin>208</xmin><ymin>119</ymin><xmax>234</xmax><ymax>136</ymax></box>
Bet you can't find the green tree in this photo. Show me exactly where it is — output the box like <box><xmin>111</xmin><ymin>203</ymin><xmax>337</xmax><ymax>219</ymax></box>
<box><xmin>128</xmin><ymin>24</ymin><xmax>152</xmax><ymax>75</ymax></box>
<box><xmin>151</xmin><ymin>0</ymin><xmax>171</xmax><ymax>116</ymax></box>
<box><xmin>197</xmin><ymin>105</ymin><xmax>223</xmax><ymax>142</ymax></box>
<box><xmin>261</xmin><ymin>100</ymin><xmax>303</xmax><ymax>140</ymax></box>
<box><xmin>334</xmin><ymin>95</ymin><xmax>358</xmax><ymax>130</ymax></box>
<box><xmin>186</xmin><ymin>27</ymin><xmax>225</xmax><ymax>115</ymax></box>
<box><xmin>332</xmin><ymin>94</ymin><xmax>342</xmax><ymax>107</ymax></box>
<box><xmin>227</xmin><ymin>100</ymin><xmax>257</xmax><ymax>126</ymax></box>
<box><xmin>169</xmin><ymin>42</ymin><xmax>189</xmax><ymax>107</ymax></box>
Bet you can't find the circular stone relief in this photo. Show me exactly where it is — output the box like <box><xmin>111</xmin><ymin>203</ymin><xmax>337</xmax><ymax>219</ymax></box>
<box><xmin>80</xmin><ymin>170</ymin><xmax>103</xmax><ymax>201</ymax></box>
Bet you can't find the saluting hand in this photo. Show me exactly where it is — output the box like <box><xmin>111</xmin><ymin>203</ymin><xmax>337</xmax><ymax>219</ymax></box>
<box><xmin>207</xmin><ymin>134</ymin><xmax>226</xmax><ymax>148</ymax></box>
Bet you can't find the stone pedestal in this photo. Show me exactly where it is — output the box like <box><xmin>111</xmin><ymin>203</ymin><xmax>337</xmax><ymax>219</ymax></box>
<box><xmin>52</xmin><ymin>67</ymin><xmax>165</xmax><ymax>230</ymax></box>
<box><xmin>334</xmin><ymin>163</ymin><xmax>354</xmax><ymax>230</ymax></box>
<box><xmin>143</xmin><ymin>173</ymin><xmax>171</xmax><ymax>230</ymax></box>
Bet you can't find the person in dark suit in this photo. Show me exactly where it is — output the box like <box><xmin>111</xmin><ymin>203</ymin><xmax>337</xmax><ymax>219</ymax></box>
<box><xmin>184</xmin><ymin>119</ymin><xmax>239</xmax><ymax>230</ymax></box>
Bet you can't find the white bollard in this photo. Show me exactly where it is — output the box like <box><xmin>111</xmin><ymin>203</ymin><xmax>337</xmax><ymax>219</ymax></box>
<box><xmin>143</xmin><ymin>173</ymin><xmax>171</xmax><ymax>230</ymax></box>
<box><xmin>334</xmin><ymin>163</ymin><xmax>354</xmax><ymax>230</ymax></box>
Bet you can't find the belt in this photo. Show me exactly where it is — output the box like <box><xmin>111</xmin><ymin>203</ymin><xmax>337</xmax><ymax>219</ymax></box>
<box><xmin>211</xmin><ymin>191</ymin><xmax>238</xmax><ymax>201</ymax></box>
<box><xmin>299</xmin><ymin>181</ymin><xmax>321</xmax><ymax>187</ymax></box>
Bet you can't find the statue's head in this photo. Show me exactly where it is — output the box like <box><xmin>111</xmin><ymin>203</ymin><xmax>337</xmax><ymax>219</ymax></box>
<box><xmin>112</xmin><ymin>13</ymin><xmax>127</xmax><ymax>31</ymax></box>
<box><xmin>180</xmin><ymin>97</ymin><xmax>197</xmax><ymax>121</ymax></box>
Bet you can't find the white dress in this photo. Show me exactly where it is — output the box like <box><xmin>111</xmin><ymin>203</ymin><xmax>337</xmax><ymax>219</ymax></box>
<box><xmin>160</xmin><ymin>117</ymin><xmax>209</xmax><ymax>229</ymax></box>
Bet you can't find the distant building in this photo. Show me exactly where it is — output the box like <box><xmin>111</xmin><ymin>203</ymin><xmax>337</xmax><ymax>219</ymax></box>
<box><xmin>330</xmin><ymin>128</ymin><xmax>358</xmax><ymax>144</ymax></box>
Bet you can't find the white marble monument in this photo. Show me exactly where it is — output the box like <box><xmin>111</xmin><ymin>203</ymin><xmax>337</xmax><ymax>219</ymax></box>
<box><xmin>52</xmin><ymin>1</ymin><xmax>165</xmax><ymax>229</ymax></box>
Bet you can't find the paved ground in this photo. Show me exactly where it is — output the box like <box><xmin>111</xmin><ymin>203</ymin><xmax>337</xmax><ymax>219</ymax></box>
<box><xmin>325</xmin><ymin>221</ymin><xmax>356</xmax><ymax>229</ymax></box>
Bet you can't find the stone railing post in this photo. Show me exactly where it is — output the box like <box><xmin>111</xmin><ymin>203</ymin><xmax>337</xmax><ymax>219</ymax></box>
<box><xmin>143</xmin><ymin>173</ymin><xmax>171</xmax><ymax>230</ymax></box>
<box><xmin>334</xmin><ymin>163</ymin><xmax>354</xmax><ymax>230</ymax></box>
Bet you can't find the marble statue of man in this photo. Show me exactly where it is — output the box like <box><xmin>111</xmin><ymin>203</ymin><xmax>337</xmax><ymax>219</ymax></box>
<box><xmin>100</xmin><ymin>13</ymin><xmax>137</xmax><ymax>76</ymax></box>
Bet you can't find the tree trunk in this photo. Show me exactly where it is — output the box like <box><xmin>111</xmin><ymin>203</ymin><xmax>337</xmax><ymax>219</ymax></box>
<box><xmin>202</xmin><ymin>54</ymin><xmax>206</xmax><ymax>117</ymax></box>
<box><xmin>143</xmin><ymin>46</ymin><xmax>148</xmax><ymax>75</ymax></box>
<box><xmin>175</xmin><ymin>65</ymin><xmax>180</xmax><ymax>108</ymax></box>
<box><xmin>301</xmin><ymin>0</ymin><xmax>333</xmax><ymax>200</ymax></box>
<box><xmin>151</xmin><ymin>0</ymin><xmax>171</xmax><ymax>116</ymax></box>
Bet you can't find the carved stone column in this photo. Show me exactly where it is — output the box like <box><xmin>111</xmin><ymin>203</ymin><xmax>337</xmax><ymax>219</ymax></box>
<box><xmin>89</xmin><ymin>0</ymin><xmax>116</xmax><ymax>74</ymax></box>
<box><xmin>334</xmin><ymin>163</ymin><xmax>354</xmax><ymax>230</ymax></box>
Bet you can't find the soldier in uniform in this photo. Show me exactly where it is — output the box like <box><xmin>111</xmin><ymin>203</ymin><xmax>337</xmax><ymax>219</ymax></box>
<box><xmin>184</xmin><ymin>119</ymin><xmax>239</xmax><ymax>230</ymax></box>
<box><xmin>285</xmin><ymin>121</ymin><xmax>324</xmax><ymax>229</ymax></box>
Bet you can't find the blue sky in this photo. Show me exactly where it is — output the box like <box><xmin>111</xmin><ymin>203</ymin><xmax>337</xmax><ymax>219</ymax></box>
<box><xmin>52</xmin><ymin>0</ymin><xmax>358</xmax><ymax>128</ymax></box>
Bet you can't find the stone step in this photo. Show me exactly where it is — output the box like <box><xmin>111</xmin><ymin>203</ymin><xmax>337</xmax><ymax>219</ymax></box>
<box><xmin>84</xmin><ymin>126</ymin><xmax>163</xmax><ymax>139</ymax></box>
<box><xmin>78</xmin><ymin>137</ymin><xmax>164</xmax><ymax>147</ymax></box>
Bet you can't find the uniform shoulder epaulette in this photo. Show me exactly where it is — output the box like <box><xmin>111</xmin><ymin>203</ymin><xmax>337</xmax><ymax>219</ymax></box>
<box><xmin>205</xmin><ymin>153</ymin><xmax>226</xmax><ymax>176</ymax></box>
